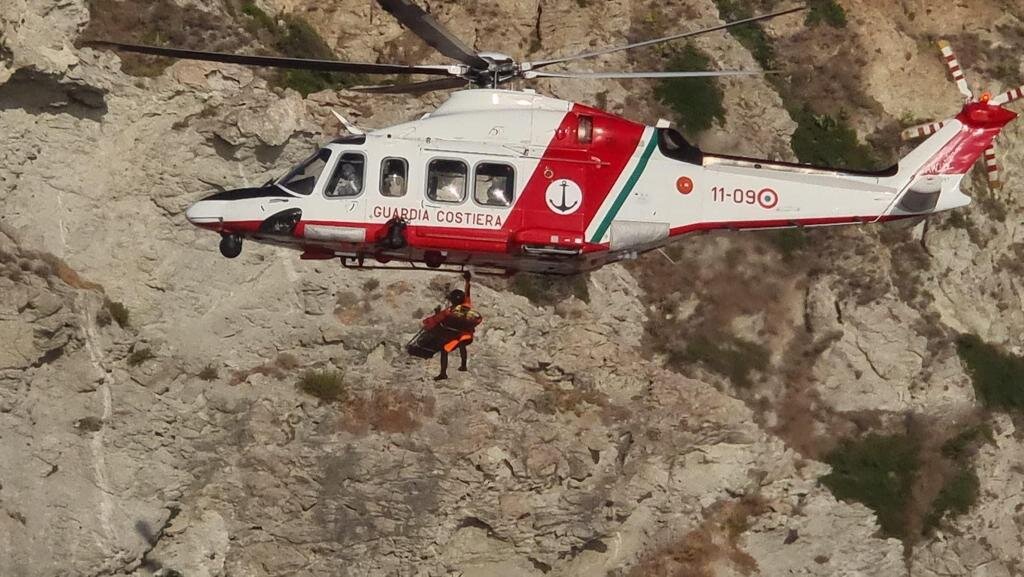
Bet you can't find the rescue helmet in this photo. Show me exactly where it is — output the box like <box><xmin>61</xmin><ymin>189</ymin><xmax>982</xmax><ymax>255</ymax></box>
<box><xmin>448</xmin><ymin>289</ymin><xmax>466</xmax><ymax>305</ymax></box>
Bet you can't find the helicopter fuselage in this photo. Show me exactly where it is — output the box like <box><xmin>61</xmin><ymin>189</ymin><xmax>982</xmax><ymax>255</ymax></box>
<box><xmin>184</xmin><ymin>89</ymin><xmax>1014</xmax><ymax>274</ymax></box>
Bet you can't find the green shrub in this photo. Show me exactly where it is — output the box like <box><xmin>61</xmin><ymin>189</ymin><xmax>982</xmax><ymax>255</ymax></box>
<box><xmin>924</xmin><ymin>468</ymin><xmax>979</xmax><ymax>532</ymax></box>
<box><xmin>806</xmin><ymin>0</ymin><xmax>847</xmax><ymax>27</ymax></box>
<box><xmin>273</xmin><ymin>16</ymin><xmax>362</xmax><ymax>94</ymax></box>
<box><xmin>75</xmin><ymin>416</ymin><xmax>104</xmax><ymax>432</ymax></box>
<box><xmin>362</xmin><ymin>278</ymin><xmax>380</xmax><ymax>292</ymax></box>
<box><xmin>712</xmin><ymin>0</ymin><xmax>776</xmax><ymax>69</ymax></box>
<box><xmin>510</xmin><ymin>273</ymin><xmax>590</xmax><ymax>306</ymax></box>
<box><xmin>763</xmin><ymin>228</ymin><xmax>811</xmax><ymax>261</ymax></box>
<box><xmin>821</xmin><ymin>434</ymin><xmax>919</xmax><ymax>539</ymax></box>
<box><xmin>956</xmin><ymin>334</ymin><xmax>1024</xmax><ymax>412</ymax></box>
<box><xmin>235</xmin><ymin>2</ymin><xmax>363</xmax><ymax>95</ymax></box>
<box><xmin>240</xmin><ymin>1</ymin><xmax>275</xmax><ymax>30</ymax></box>
<box><xmin>127</xmin><ymin>347</ymin><xmax>155</xmax><ymax>366</ymax></box>
<box><xmin>297</xmin><ymin>370</ymin><xmax>347</xmax><ymax>402</ymax></box>
<box><xmin>940</xmin><ymin>424</ymin><xmax>993</xmax><ymax>460</ymax></box>
<box><xmin>671</xmin><ymin>333</ymin><xmax>770</xmax><ymax>388</ymax></box>
<box><xmin>198</xmin><ymin>364</ymin><xmax>219</xmax><ymax>381</ymax></box>
<box><xmin>654</xmin><ymin>44</ymin><xmax>726</xmax><ymax>137</ymax></box>
<box><xmin>104</xmin><ymin>299</ymin><xmax>130</xmax><ymax>328</ymax></box>
<box><xmin>790</xmin><ymin>106</ymin><xmax>877</xmax><ymax>171</ymax></box>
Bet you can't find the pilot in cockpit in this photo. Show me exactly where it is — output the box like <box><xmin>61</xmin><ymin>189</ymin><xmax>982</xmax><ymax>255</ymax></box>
<box><xmin>333</xmin><ymin>163</ymin><xmax>361</xmax><ymax>197</ymax></box>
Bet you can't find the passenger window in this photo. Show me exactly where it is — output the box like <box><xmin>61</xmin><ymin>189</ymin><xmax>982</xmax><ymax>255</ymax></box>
<box><xmin>380</xmin><ymin>158</ymin><xmax>408</xmax><ymax>198</ymax></box>
<box><xmin>324</xmin><ymin>152</ymin><xmax>365</xmax><ymax>198</ymax></box>
<box><xmin>474</xmin><ymin>163</ymin><xmax>514</xmax><ymax>207</ymax></box>
<box><xmin>427</xmin><ymin>159</ymin><xmax>467</xmax><ymax>203</ymax></box>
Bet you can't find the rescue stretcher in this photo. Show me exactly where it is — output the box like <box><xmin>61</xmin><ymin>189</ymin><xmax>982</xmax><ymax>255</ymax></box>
<box><xmin>405</xmin><ymin>306</ymin><xmax>481</xmax><ymax>358</ymax></box>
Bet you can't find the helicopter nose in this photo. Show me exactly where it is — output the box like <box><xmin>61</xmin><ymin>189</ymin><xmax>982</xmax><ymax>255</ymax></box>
<box><xmin>185</xmin><ymin>199</ymin><xmax>227</xmax><ymax>229</ymax></box>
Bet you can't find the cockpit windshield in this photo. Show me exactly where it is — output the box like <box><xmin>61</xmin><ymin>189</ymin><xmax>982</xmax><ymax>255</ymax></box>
<box><xmin>276</xmin><ymin>148</ymin><xmax>333</xmax><ymax>195</ymax></box>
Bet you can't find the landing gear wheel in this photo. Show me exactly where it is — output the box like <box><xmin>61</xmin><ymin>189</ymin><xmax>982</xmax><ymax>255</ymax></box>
<box><xmin>219</xmin><ymin>234</ymin><xmax>243</xmax><ymax>258</ymax></box>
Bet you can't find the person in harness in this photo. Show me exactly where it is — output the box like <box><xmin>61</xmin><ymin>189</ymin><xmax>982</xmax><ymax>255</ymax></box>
<box><xmin>413</xmin><ymin>271</ymin><xmax>481</xmax><ymax>380</ymax></box>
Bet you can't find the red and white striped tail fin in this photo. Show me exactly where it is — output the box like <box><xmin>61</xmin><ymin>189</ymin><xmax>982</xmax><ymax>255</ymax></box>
<box><xmin>938</xmin><ymin>40</ymin><xmax>973</xmax><ymax>99</ymax></box>
<box><xmin>901</xmin><ymin>120</ymin><xmax>947</xmax><ymax>141</ymax></box>
<box><xmin>992</xmin><ymin>85</ymin><xmax>1024</xmax><ymax>106</ymax></box>
<box><xmin>910</xmin><ymin>103</ymin><xmax>1016</xmax><ymax>179</ymax></box>
<box><xmin>984</xmin><ymin>143</ymin><xmax>1001</xmax><ymax>190</ymax></box>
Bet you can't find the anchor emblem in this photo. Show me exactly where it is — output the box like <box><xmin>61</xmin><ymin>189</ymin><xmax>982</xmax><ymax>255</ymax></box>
<box><xmin>545</xmin><ymin>179</ymin><xmax>582</xmax><ymax>215</ymax></box>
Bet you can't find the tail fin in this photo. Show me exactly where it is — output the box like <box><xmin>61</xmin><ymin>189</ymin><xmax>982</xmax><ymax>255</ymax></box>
<box><xmin>885</xmin><ymin>102</ymin><xmax>1016</xmax><ymax>214</ymax></box>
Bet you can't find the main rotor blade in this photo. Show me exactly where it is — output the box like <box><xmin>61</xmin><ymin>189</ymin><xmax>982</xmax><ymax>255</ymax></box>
<box><xmin>351</xmin><ymin>77</ymin><xmax>469</xmax><ymax>94</ymax></box>
<box><xmin>526</xmin><ymin>5</ymin><xmax>805</xmax><ymax>69</ymax></box>
<box><xmin>376</xmin><ymin>0</ymin><xmax>489</xmax><ymax>70</ymax></box>
<box><xmin>524</xmin><ymin>70</ymin><xmax>767</xmax><ymax>79</ymax></box>
<box><xmin>83</xmin><ymin>41</ymin><xmax>460</xmax><ymax>76</ymax></box>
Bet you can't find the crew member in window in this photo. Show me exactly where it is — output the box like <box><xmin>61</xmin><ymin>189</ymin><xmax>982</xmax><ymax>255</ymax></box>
<box><xmin>422</xmin><ymin>272</ymin><xmax>481</xmax><ymax>380</ymax></box>
<box><xmin>333</xmin><ymin>163</ymin><xmax>361</xmax><ymax>196</ymax></box>
<box><xmin>382</xmin><ymin>165</ymin><xmax>406</xmax><ymax>197</ymax></box>
<box><xmin>434</xmin><ymin>173</ymin><xmax>463</xmax><ymax>202</ymax></box>
<box><xmin>485</xmin><ymin>178</ymin><xmax>509</xmax><ymax>206</ymax></box>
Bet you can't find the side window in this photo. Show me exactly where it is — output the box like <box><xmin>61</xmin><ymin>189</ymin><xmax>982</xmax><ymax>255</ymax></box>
<box><xmin>380</xmin><ymin>158</ymin><xmax>408</xmax><ymax>198</ymax></box>
<box><xmin>474</xmin><ymin>163</ymin><xmax>515</xmax><ymax>207</ymax></box>
<box><xmin>426</xmin><ymin>159</ymin><xmax>467</xmax><ymax>203</ymax></box>
<box><xmin>324</xmin><ymin>152</ymin><xmax>365</xmax><ymax>198</ymax></box>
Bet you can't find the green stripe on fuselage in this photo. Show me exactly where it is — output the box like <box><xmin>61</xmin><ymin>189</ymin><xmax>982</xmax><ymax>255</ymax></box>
<box><xmin>590</xmin><ymin>134</ymin><xmax>658</xmax><ymax>244</ymax></box>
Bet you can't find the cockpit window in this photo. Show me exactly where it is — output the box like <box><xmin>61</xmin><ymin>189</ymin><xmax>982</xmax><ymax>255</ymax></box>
<box><xmin>325</xmin><ymin>152</ymin><xmax>365</xmax><ymax>198</ymax></box>
<box><xmin>277</xmin><ymin>148</ymin><xmax>332</xmax><ymax>195</ymax></box>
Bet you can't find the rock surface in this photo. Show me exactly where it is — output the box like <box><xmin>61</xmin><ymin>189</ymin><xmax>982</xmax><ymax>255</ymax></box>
<box><xmin>2</xmin><ymin>0</ymin><xmax>1024</xmax><ymax>576</ymax></box>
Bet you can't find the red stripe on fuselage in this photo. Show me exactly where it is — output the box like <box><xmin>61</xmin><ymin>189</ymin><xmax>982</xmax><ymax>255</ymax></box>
<box><xmin>503</xmin><ymin>103</ymin><xmax>646</xmax><ymax>233</ymax></box>
<box><xmin>667</xmin><ymin>214</ymin><xmax>920</xmax><ymax>236</ymax></box>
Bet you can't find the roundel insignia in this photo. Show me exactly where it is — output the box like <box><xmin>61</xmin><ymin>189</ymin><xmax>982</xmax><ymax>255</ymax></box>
<box><xmin>676</xmin><ymin>176</ymin><xmax>693</xmax><ymax>194</ymax></box>
<box><xmin>545</xmin><ymin>179</ymin><xmax>582</xmax><ymax>215</ymax></box>
<box><xmin>757</xmin><ymin>188</ymin><xmax>779</xmax><ymax>209</ymax></box>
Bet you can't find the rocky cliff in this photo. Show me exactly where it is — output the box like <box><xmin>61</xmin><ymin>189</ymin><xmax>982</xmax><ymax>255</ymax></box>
<box><xmin>1</xmin><ymin>0</ymin><xmax>1023</xmax><ymax>576</ymax></box>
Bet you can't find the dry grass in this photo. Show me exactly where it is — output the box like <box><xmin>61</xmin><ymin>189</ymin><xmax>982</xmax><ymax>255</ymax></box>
<box><xmin>632</xmin><ymin>236</ymin><xmax>795</xmax><ymax>390</ymax></box>
<box><xmin>531</xmin><ymin>378</ymin><xmax>607</xmax><ymax>415</ymax></box>
<box><xmin>342</xmin><ymin>389</ymin><xmax>435</xmax><ymax>434</ymax></box>
<box><xmin>230</xmin><ymin>353</ymin><xmax>300</xmax><ymax>385</ymax></box>
<box><xmin>626</xmin><ymin>495</ymin><xmax>767</xmax><ymax>577</ymax></box>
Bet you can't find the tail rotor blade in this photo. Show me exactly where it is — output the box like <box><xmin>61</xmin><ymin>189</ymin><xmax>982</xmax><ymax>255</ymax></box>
<box><xmin>991</xmin><ymin>85</ymin><xmax>1024</xmax><ymax>106</ymax></box>
<box><xmin>900</xmin><ymin>119</ymin><xmax>948</xmax><ymax>141</ymax></box>
<box><xmin>937</xmin><ymin>40</ymin><xmax>973</xmax><ymax>99</ymax></box>
<box><xmin>984</xmin><ymin>143</ymin><xmax>1001</xmax><ymax>190</ymax></box>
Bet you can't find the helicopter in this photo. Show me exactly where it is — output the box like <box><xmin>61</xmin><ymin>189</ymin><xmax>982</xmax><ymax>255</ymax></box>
<box><xmin>86</xmin><ymin>0</ymin><xmax>1020</xmax><ymax>276</ymax></box>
